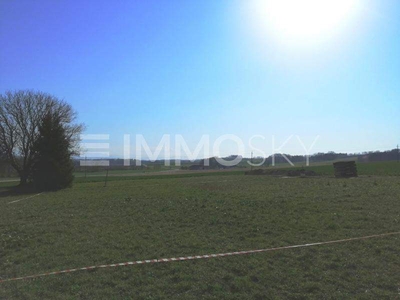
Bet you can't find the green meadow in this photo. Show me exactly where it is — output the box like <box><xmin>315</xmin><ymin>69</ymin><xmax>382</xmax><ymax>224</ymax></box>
<box><xmin>1</xmin><ymin>162</ymin><xmax>400</xmax><ymax>299</ymax></box>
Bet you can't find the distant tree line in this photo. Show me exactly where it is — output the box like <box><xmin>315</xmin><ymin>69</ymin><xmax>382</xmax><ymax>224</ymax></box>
<box><xmin>358</xmin><ymin>149</ymin><xmax>399</xmax><ymax>162</ymax></box>
<box><xmin>266</xmin><ymin>151</ymin><xmax>350</xmax><ymax>165</ymax></box>
<box><xmin>265</xmin><ymin>150</ymin><xmax>399</xmax><ymax>165</ymax></box>
<box><xmin>2</xmin><ymin>147</ymin><xmax>398</xmax><ymax>177</ymax></box>
<box><xmin>67</xmin><ymin>148</ymin><xmax>400</xmax><ymax>173</ymax></box>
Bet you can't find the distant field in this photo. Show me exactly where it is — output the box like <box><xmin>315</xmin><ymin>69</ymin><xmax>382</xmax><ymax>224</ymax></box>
<box><xmin>268</xmin><ymin>161</ymin><xmax>400</xmax><ymax>176</ymax></box>
<box><xmin>70</xmin><ymin>161</ymin><xmax>399</xmax><ymax>184</ymax></box>
<box><xmin>1</xmin><ymin>171</ymin><xmax>400</xmax><ymax>298</ymax></box>
<box><xmin>1</xmin><ymin>161</ymin><xmax>398</xmax><ymax>185</ymax></box>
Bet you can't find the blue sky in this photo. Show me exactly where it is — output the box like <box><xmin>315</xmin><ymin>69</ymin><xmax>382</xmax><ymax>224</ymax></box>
<box><xmin>0</xmin><ymin>0</ymin><xmax>399</xmax><ymax>159</ymax></box>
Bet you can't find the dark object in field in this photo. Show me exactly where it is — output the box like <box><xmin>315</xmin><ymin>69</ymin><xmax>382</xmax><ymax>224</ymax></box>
<box><xmin>333</xmin><ymin>161</ymin><xmax>358</xmax><ymax>178</ymax></box>
<box><xmin>245</xmin><ymin>168</ymin><xmax>317</xmax><ymax>177</ymax></box>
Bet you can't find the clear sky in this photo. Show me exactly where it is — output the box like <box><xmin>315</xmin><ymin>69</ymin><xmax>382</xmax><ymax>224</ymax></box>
<box><xmin>0</xmin><ymin>0</ymin><xmax>399</xmax><ymax>159</ymax></box>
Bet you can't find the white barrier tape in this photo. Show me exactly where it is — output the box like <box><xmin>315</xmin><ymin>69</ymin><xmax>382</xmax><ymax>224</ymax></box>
<box><xmin>1</xmin><ymin>231</ymin><xmax>399</xmax><ymax>283</ymax></box>
<box><xmin>7</xmin><ymin>193</ymin><xmax>43</xmax><ymax>204</ymax></box>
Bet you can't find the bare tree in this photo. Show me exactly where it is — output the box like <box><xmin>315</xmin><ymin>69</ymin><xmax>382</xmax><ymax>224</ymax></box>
<box><xmin>0</xmin><ymin>90</ymin><xmax>84</xmax><ymax>185</ymax></box>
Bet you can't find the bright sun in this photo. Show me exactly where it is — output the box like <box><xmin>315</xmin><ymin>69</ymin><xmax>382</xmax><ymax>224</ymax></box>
<box><xmin>250</xmin><ymin>0</ymin><xmax>360</xmax><ymax>44</ymax></box>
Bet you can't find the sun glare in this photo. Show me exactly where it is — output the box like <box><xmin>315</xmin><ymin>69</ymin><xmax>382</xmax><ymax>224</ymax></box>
<box><xmin>250</xmin><ymin>0</ymin><xmax>360</xmax><ymax>45</ymax></box>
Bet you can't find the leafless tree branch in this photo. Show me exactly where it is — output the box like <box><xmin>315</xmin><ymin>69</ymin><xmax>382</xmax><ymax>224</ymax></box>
<box><xmin>0</xmin><ymin>90</ymin><xmax>85</xmax><ymax>184</ymax></box>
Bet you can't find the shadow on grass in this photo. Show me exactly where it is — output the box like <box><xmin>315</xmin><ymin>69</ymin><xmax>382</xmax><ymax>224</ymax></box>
<box><xmin>0</xmin><ymin>183</ymin><xmax>41</xmax><ymax>198</ymax></box>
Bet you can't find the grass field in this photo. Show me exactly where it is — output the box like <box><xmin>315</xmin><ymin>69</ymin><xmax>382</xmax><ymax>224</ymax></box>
<box><xmin>253</xmin><ymin>161</ymin><xmax>400</xmax><ymax>177</ymax></box>
<box><xmin>1</xmin><ymin>165</ymin><xmax>400</xmax><ymax>298</ymax></box>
